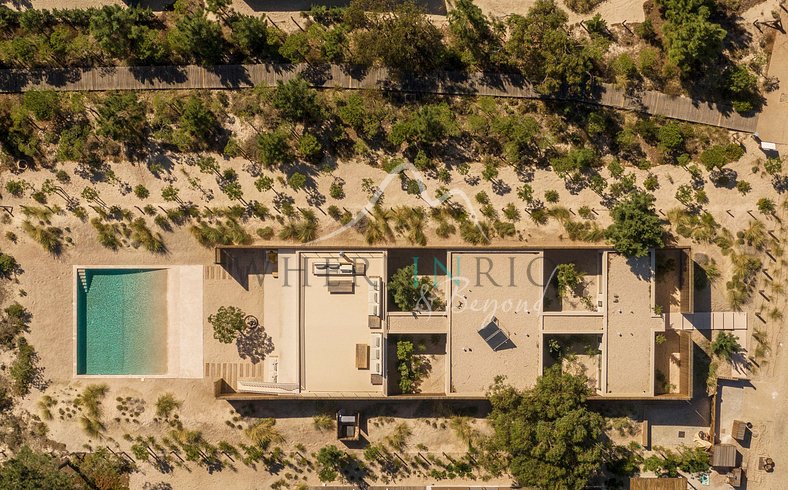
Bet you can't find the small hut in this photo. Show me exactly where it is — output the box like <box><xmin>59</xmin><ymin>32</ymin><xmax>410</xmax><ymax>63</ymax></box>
<box><xmin>711</xmin><ymin>444</ymin><xmax>738</xmax><ymax>469</ymax></box>
<box><xmin>731</xmin><ymin>420</ymin><xmax>748</xmax><ymax>441</ymax></box>
<box><xmin>336</xmin><ymin>410</ymin><xmax>360</xmax><ymax>441</ymax></box>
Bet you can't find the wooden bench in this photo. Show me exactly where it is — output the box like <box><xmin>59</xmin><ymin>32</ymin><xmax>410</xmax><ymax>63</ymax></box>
<box><xmin>355</xmin><ymin>344</ymin><xmax>369</xmax><ymax>369</ymax></box>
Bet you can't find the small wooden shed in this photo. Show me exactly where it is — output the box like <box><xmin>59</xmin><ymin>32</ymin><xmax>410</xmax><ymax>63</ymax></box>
<box><xmin>712</xmin><ymin>444</ymin><xmax>738</xmax><ymax>468</ymax></box>
<box><xmin>731</xmin><ymin>420</ymin><xmax>747</xmax><ymax>441</ymax></box>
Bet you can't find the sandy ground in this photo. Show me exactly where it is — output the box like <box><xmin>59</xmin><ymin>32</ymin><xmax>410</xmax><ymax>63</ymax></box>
<box><xmin>0</xmin><ymin>0</ymin><xmax>783</xmax><ymax>476</ymax></box>
<box><xmin>605</xmin><ymin>253</ymin><xmax>662</xmax><ymax>397</ymax></box>
<box><xmin>448</xmin><ymin>251</ymin><xmax>543</xmax><ymax>395</ymax></box>
<box><xmin>755</xmin><ymin>5</ymin><xmax>788</xmax><ymax>144</ymax></box>
<box><xmin>706</xmin><ymin>196</ymin><xmax>788</xmax><ymax>490</ymax></box>
<box><xmin>0</xmin><ymin>126</ymin><xmax>781</xmax><ymax>486</ymax></box>
<box><xmin>475</xmin><ymin>0</ymin><xmax>645</xmax><ymax>24</ymax></box>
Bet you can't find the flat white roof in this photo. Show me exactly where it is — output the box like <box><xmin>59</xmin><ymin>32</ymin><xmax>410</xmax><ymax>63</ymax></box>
<box><xmin>300</xmin><ymin>251</ymin><xmax>386</xmax><ymax>393</ymax></box>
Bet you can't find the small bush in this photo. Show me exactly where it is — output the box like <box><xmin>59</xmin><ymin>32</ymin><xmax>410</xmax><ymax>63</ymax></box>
<box><xmin>10</xmin><ymin>337</ymin><xmax>39</xmax><ymax>396</ymax></box>
<box><xmin>134</xmin><ymin>185</ymin><xmax>150</xmax><ymax>199</ymax></box>
<box><xmin>5</xmin><ymin>180</ymin><xmax>25</xmax><ymax>197</ymax></box>
<box><xmin>155</xmin><ymin>393</ymin><xmax>182</xmax><ymax>419</ymax></box>
<box><xmin>329</xmin><ymin>179</ymin><xmax>345</xmax><ymax>199</ymax></box>
<box><xmin>256</xmin><ymin>226</ymin><xmax>275</xmax><ymax>240</ymax></box>
<box><xmin>0</xmin><ymin>253</ymin><xmax>18</xmax><ymax>278</ymax></box>
<box><xmin>564</xmin><ymin>0</ymin><xmax>605</xmax><ymax>13</ymax></box>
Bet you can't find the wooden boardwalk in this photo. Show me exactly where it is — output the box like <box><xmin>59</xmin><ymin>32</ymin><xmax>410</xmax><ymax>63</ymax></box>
<box><xmin>0</xmin><ymin>63</ymin><xmax>758</xmax><ymax>132</ymax></box>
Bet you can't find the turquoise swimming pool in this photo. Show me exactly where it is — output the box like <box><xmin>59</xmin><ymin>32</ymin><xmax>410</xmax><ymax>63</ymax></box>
<box><xmin>76</xmin><ymin>269</ymin><xmax>168</xmax><ymax>375</ymax></box>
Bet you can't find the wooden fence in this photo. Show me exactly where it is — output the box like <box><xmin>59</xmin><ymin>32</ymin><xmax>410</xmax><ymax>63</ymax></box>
<box><xmin>0</xmin><ymin>63</ymin><xmax>758</xmax><ymax>132</ymax></box>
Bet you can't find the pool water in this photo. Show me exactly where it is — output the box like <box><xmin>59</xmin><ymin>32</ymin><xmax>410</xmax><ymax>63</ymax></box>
<box><xmin>76</xmin><ymin>269</ymin><xmax>168</xmax><ymax>375</ymax></box>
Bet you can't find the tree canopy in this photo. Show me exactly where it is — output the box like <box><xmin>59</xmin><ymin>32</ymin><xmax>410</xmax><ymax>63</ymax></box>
<box><xmin>506</xmin><ymin>0</ymin><xmax>598</xmax><ymax>95</ymax></box>
<box><xmin>485</xmin><ymin>366</ymin><xmax>605</xmax><ymax>489</ymax></box>
<box><xmin>95</xmin><ymin>92</ymin><xmax>148</xmax><ymax>146</ymax></box>
<box><xmin>388</xmin><ymin>264</ymin><xmax>440</xmax><ymax>311</ymax></box>
<box><xmin>352</xmin><ymin>1</ymin><xmax>445</xmax><ymax>76</ymax></box>
<box><xmin>605</xmin><ymin>192</ymin><xmax>665</xmax><ymax>257</ymax></box>
<box><xmin>208</xmin><ymin>306</ymin><xmax>247</xmax><ymax>343</ymax></box>
<box><xmin>0</xmin><ymin>446</ymin><xmax>78</xmax><ymax>490</ymax></box>
<box><xmin>271</xmin><ymin>78</ymin><xmax>322</xmax><ymax>123</ymax></box>
<box><xmin>388</xmin><ymin>103</ymin><xmax>459</xmax><ymax>148</ymax></box>
<box><xmin>658</xmin><ymin>0</ymin><xmax>726</xmax><ymax>74</ymax></box>
<box><xmin>89</xmin><ymin>5</ymin><xmax>161</xmax><ymax>62</ymax></box>
<box><xmin>448</xmin><ymin>0</ymin><xmax>502</xmax><ymax>67</ymax></box>
<box><xmin>168</xmin><ymin>8</ymin><xmax>225</xmax><ymax>65</ymax></box>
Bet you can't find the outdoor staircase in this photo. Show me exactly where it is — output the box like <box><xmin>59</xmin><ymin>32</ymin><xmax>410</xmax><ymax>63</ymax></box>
<box><xmin>77</xmin><ymin>269</ymin><xmax>90</xmax><ymax>293</ymax></box>
<box><xmin>204</xmin><ymin>362</ymin><xmax>264</xmax><ymax>390</ymax></box>
<box><xmin>236</xmin><ymin>380</ymin><xmax>300</xmax><ymax>395</ymax></box>
<box><xmin>204</xmin><ymin>265</ymin><xmax>234</xmax><ymax>280</ymax></box>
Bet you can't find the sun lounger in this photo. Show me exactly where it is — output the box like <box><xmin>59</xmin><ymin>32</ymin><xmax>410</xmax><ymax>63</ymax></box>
<box><xmin>370</xmin><ymin>333</ymin><xmax>383</xmax><ymax>375</ymax></box>
<box><xmin>478</xmin><ymin>317</ymin><xmax>514</xmax><ymax>351</ymax></box>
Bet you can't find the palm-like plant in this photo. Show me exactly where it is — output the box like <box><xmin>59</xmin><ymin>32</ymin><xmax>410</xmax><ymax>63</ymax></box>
<box><xmin>741</xmin><ymin>220</ymin><xmax>767</xmax><ymax>249</ymax></box>
<box><xmin>296</xmin><ymin>209</ymin><xmax>319</xmax><ymax>243</ymax></box>
<box><xmin>691</xmin><ymin>212</ymin><xmax>718</xmax><ymax>243</ymax></box>
<box><xmin>711</xmin><ymin>332</ymin><xmax>743</xmax><ymax>361</ymax></box>
<box><xmin>245</xmin><ymin>418</ymin><xmax>285</xmax><ymax>448</ymax></box>
<box><xmin>363</xmin><ymin>205</ymin><xmax>394</xmax><ymax>244</ymax></box>
<box><xmin>278</xmin><ymin>221</ymin><xmax>298</xmax><ymax>241</ymax></box>
<box><xmin>279</xmin><ymin>209</ymin><xmax>319</xmax><ymax>243</ymax></box>
<box><xmin>460</xmin><ymin>220</ymin><xmax>491</xmax><ymax>245</ymax></box>
<box><xmin>393</xmin><ymin>206</ymin><xmax>428</xmax><ymax>245</ymax></box>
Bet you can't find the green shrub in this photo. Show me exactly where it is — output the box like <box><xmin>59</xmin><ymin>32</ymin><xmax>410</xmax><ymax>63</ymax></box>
<box><xmin>396</xmin><ymin>340</ymin><xmax>423</xmax><ymax>394</ymax></box>
<box><xmin>5</xmin><ymin>180</ymin><xmax>25</xmax><ymax>197</ymax></box>
<box><xmin>555</xmin><ymin>263</ymin><xmax>583</xmax><ymax>298</ymax></box>
<box><xmin>208</xmin><ymin>306</ymin><xmax>247</xmax><ymax>344</ymax></box>
<box><xmin>155</xmin><ymin>393</ymin><xmax>182</xmax><ymax>419</ymax></box>
<box><xmin>297</xmin><ymin>133</ymin><xmax>323</xmax><ymax>162</ymax></box>
<box><xmin>0</xmin><ymin>253</ymin><xmax>18</xmax><ymax>278</ymax></box>
<box><xmin>10</xmin><ymin>337</ymin><xmax>39</xmax><ymax>396</ymax></box>
<box><xmin>256</xmin><ymin>227</ymin><xmax>274</xmax><ymax>240</ymax></box>
<box><xmin>699</xmin><ymin>143</ymin><xmax>744</xmax><ymax>171</ymax></box>
<box><xmin>133</xmin><ymin>185</ymin><xmax>150</xmax><ymax>199</ymax></box>
<box><xmin>544</xmin><ymin>190</ymin><xmax>559</xmax><ymax>203</ymax></box>
<box><xmin>757</xmin><ymin>198</ymin><xmax>775</xmax><ymax>215</ymax></box>
<box><xmin>564</xmin><ymin>0</ymin><xmax>605</xmax><ymax>15</ymax></box>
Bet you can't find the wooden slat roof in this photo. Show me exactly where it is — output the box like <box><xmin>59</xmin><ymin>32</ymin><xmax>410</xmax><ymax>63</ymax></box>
<box><xmin>629</xmin><ymin>476</ymin><xmax>687</xmax><ymax>490</ymax></box>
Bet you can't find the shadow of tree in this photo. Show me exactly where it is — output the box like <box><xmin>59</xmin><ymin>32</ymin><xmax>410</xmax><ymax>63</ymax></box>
<box><xmin>236</xmin><ymin>327</ymin><xmax>274</xmax><ymax>364</ymax></box>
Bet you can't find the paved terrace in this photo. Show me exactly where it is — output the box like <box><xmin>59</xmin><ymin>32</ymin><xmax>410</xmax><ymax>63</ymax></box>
<box><xmin>299</xmin><ymin>251</ymin><xmax>386</xmax><ymax>395</ymax></box>
<box><xmin>0</xmin><ymin>63</ymin><xmax>758</xmax><ymax>132</ymax></box>
<box><xmin>448</xmin><ymin>251</ymin><xmax>544</xmax><ymax>395</ymax></box>
<box><xmin>605</xmin><ymin>252</ymin><xmax>664</xmax><ymax>397</ymax></box>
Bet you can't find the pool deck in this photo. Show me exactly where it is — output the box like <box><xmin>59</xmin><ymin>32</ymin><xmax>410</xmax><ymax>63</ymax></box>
<box><xmin>167</xmin><ymin>266</ymin><xmax>204</xmax><ymax>378</ymax></box>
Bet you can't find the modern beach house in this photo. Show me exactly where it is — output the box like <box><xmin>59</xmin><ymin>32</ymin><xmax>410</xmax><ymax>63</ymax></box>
<box><xmin>203</xmin><ymin>247</ymin><xmax>696</xmax><ymax>401</ymax></box>
<box><xmin>71</xmin><ymin>247</ymin><xmax>696</xmax><ymax>400</ymax></box>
